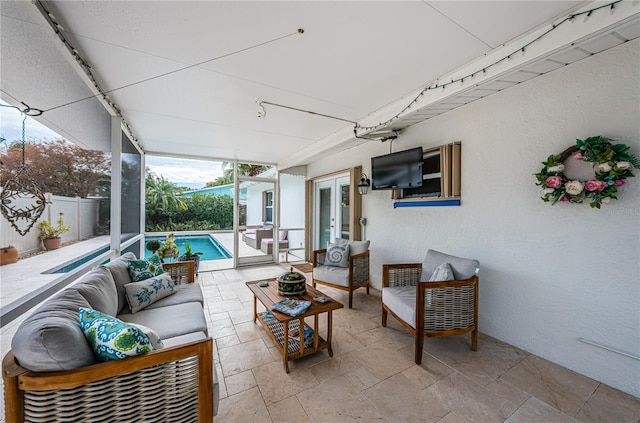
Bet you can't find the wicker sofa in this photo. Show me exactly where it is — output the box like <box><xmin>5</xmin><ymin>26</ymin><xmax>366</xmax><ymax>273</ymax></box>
<box><xmin>2</xmin><ymin>253</ymin><xmax>218</xmax><ymax>423</ymax></box>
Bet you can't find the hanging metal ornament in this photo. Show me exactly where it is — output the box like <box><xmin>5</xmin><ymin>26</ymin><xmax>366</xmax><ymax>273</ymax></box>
<box><xmin>0</xmin><ymin>111</ymin><xmax>47</xmax><ymax>236</ymax></box>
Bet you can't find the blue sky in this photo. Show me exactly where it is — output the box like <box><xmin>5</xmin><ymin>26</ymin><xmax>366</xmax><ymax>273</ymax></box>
<box><xmin>1</xmin><ymin>101</ymin><xmax>222</xmax><ymax>189</ymax></box>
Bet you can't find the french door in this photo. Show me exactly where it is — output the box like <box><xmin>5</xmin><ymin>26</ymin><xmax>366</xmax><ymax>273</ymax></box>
<box><xmin>314</xmin><ymin>175</ymin><xmax>350</xmax><ymax>250</ymax></box>
<box><xmin>235</xmin><ymin>175</ymin><xmax>277</xmax><ymax>266</ymax></box>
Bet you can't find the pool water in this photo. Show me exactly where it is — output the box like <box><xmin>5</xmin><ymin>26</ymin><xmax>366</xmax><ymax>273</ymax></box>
<box><xmin>145</xmin><ymin>235</ymin><xmax>231</xmax><ymax>261</ymax></box>
<box><xmin>44</xmin><ymin>246</ymin><xmax>111</xmax><ymax>274</ymax></box>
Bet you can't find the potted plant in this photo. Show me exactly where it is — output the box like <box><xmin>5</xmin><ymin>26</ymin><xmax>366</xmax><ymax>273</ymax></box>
<box><xmin>145</xmin><ymin>239</ymin><xmax>161</xmax><ymax>255</ymax></box>
<box><xmin>37</xmin><ymin>213</ymin><xmax>71</xmax><ymax>251</ymax></box>
<box><xmin>0</xmin><ymin>246</ymin><xmax>18</xmax><ymax>265</ymax></box>
<box><xmin>157</xmin><ymin>233</ymin><xmax>179</xmax><ymax>262</ymax></box>
<box><xmin>178</xmin><ymin>243</ymin><xmax>203</xmax><ymax>274</ymax></box>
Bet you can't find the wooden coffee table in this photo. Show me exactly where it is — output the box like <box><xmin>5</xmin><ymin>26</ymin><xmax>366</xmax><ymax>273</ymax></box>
<box><xmin>246</xmin><ymin>279</ymin><xmax>343</xmax><ymax>372</ymax></box>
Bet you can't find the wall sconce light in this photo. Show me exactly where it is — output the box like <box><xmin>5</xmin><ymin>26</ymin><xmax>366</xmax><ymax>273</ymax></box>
<box><xmin>358</xmin><ymin>173</ymin><xmax>371</xmax><ymax>195</ymax></box>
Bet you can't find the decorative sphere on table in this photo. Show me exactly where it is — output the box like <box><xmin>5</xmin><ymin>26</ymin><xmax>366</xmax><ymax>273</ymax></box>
<box><xmin>277</xmin><ymin>267</ymin><xmax>306</xmax><ymax>296</ymax></box>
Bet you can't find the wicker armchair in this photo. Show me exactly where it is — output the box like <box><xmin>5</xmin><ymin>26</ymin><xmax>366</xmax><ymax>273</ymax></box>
<box><xmin>382</xmin><ymin>249</ymin><xmax>479</xmax><ymax>364</ymax></box>
<box><xmin>163</xmin><ymin>260</ymin><xmax>196</xmax><ymax>284</ymax></box>
<box><xmin>243</xmin><ymin>228</ymin><xmax>273</xmax><ymax>249</ymax></box>
<box><xmin>312</xmin><ymin>243</ymin><xmax>370</xmax><ymax>309</ymax></box>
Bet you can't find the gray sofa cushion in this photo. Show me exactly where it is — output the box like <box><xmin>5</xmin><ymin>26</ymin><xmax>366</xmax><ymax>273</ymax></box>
<box><xmin>73</xmin><ymin>266</ymin><xmax>118</xmax><ymax>316</ymax></box>
<box><xmin>420</xmin><ymin>249</ymin><xmax>479</xmax><ymax>282</ymax></box>
<box><xmin>118</xmin><ymin>302</ymin><xmax>208</xmax><ymax>339</ymax></box>
<box><xmin>11</xmin><ymin>289</ymin><xmax>97</xmax><ymax>371</ymax></box>
<box><xmin>100</xmin><ymin>252</ymin><xmax>136</xmax><ymax>314</ymax></box>
<box><xmin>118</xmin><ymin>282</ymin><xmax>204</xmax><ymax>313</ymax></box>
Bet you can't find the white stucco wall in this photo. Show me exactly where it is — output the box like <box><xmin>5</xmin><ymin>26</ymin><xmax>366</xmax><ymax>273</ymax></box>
<box><xmin>307</xmin><ymin>39</ymin><xmax>640</xmax><ymax>397</ymax></box>
<box><xmin>280</xmin><ymin>173</ymin><xmax>306</xmax><ymax>259</ymax></box>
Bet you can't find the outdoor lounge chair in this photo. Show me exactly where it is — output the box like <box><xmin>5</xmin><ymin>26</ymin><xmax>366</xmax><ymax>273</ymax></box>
<box><xmin>312</xmin><ymin>240</ymin><xmax>370</xmax><ymax>309</ymax></box>
<box><xmin>381</xmin><ymin>249</ymin><xmax>479</xmax><ymax>364</ymax></box>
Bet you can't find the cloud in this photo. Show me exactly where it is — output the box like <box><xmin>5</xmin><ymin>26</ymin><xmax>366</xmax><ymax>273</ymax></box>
<box><xmin>146</xmin><ymin>156</ymin><xmax>224</xmax><ymax>184</ymax></box>
<box><xmin>2</xmin><ymin>101</ymin><xmax>225</xmax><ymax>188</ymax></box>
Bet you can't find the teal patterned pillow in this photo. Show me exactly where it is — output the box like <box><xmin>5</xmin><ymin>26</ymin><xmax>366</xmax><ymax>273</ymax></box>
<box><xmin>123</xmin><ymin>273</ymin><xmax>176</xmax><ymax>313</ymax></box>
<box><xmin>79</xmin><ymin>308</ymin><xmax>154</xmax><ymax>361</ymax></box>
<box><xmin>127</xmin><ymin>254</ymin><xmax>164</xmax><ymax>282</ymax></box>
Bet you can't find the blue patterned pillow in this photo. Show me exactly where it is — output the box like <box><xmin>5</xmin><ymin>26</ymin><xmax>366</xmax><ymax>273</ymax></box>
<box><xmin>78</xmin><ymin>308</ymin><xmax>154</xmax><ymax>361</ymax></box>
<box><xmin>127</xmin><ymin>254</ymin><xmax>164</xmax><ymax>282</ymax></box>
<box><xmin>123</xmin><ymin>273</ymin><xmax>176</xmax><ymax>313</ymax></box>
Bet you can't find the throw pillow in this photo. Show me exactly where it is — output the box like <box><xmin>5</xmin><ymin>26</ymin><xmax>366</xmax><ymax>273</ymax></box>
<box><xmin>127</xmin><ymin>254</ymin><xmax>164</xmax><ymax>282</ymax></box>
<box><xmin>429</xmin><ymin>262</ymin><xmax>455</xmax><ymax>282</ymax></box>
<box><xmin>129</xmin><ymin>323</ymin><xmax>164</xmax><ymax>349</ymax></box>
<box><xmin>123</xmin><ymin>273</ymin><xmax>176</xmax><ymax>313</ymax></box>
<box><xmin>78</xmin><ymin>307</ymin><xmax>154</xmax><ymax>362</ymax></box>
<box><xmin>325</xmin><ymin>242</ymin><xmax>349</xmax><ymax>268</ymax></box>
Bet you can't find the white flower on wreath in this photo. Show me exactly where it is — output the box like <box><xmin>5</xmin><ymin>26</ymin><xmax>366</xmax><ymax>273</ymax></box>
<box><xmin>595</xmin><ymin>162</ymin><xmax>612</xmax><ymax>173</ymax></box>
<box><xmin>547</xmin><ymin>164</ymin><xmax>565</xmax><ymax>173</ymax></box>
<box><xmin>543</xmin><ymin>188</ymin><xmax>555</xmax><ymax>194</ymax></box>
<box><xmin>565</xmin><ymin>180</ymin><xmax>584</xmax><ymax>195</ymax></box>
<box><xmin>615</xmin><ymin>161</ymin><xmax>631</xmax><ymax>171</ymax></box>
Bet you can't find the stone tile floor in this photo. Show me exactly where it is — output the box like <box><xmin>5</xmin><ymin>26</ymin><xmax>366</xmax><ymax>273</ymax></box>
<box><xmin>1</xmin><ymin>262</ymin><xmax>638</xmax><ymax>423</ymax></box>
<box><xmin>200</xmin><ymin>264</ymin><xmax>640</xmax><ymax>423</ymax></box>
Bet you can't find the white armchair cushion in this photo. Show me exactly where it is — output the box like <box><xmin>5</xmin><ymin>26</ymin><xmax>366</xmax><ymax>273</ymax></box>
<box><xmin>420</xmin><ymin>249</ymin><xmax>479</xmax><ymax>282</ymax></box>
<box><xmin>334</xmin><ymin>238</ymin><xmax>370</xmax><ymax>255</ymax></box>
<box><xmin>382</xmin><ymin>286</ymin><xmax>417</xmax><ymax>329</ymax></box>
<box><xmin>314</xmin><ymin>265</ymin><xmax>349</xmax><ymax>287</ymax></box>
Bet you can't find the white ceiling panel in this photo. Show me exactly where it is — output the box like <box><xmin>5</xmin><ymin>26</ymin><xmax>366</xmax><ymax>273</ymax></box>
<box><xmin>4</xmin><ymin>1</ymin><xmax>636</xmax><ymax>166</ymax></box>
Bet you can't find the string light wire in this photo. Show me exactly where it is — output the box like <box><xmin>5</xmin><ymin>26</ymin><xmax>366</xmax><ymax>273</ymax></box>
<box><xmin>354</xmin><ymin>0</ymin><xmax>623</xmax><ymax>135</ymax></box>
<box><xmin>31</xmin><ymin>0</ymin><xmax>303</xmax><ymax>150</ymax></box>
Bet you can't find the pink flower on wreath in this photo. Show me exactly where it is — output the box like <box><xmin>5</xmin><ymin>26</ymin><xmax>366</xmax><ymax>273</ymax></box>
<box><xmin>584</xmin><ymin>180</ymin><xmax>607</xmax><ymax>192</ymax></box>
<box><xmin>546</xmin><ymin>176</ymin><xmax>562</xmax><ymax>189</ymax></box>
<box><xmin>614</xmin><ymin>179</ymin><xmax>625</xmax><ymax>186</ymax></box>
<box><xmin>560</xmin><ymin>196</ymin><xmax>570</xmax><ymax>202</ymax></box>
<box><xmin>574</xmin><ymin>153</ymin><xmax>584</xmax><ymax>160</ymax></box>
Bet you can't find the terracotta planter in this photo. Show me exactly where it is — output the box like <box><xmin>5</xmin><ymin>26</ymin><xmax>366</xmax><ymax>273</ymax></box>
<box><xmin>43</xmin><ymin>237</ymin><xmax>63</xmax><ymax>251</ymax></box>
<box><xmin>0</xmin><ymin>246</ymin><xmax>18</xmax><ymax>265</ymax></box>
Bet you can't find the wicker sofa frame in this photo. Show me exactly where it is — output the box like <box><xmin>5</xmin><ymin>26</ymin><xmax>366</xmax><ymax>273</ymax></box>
<box><xmin>312</xmin><ymin>248</ymin><xmax>370</xmax><ymax>309</ymax></box>
<box><xmin>382</xmin><ymin>263</ymin><xmax>479</xmax><ymax>364</ymax></box>
<box><xmin>2</xmin><ymin>339</ymin><xmax>213</xmax><ymax>423</ymax></box>
<box><xmin>2</xmin><ymin>259</ymin><xmax>214</xmax><ymax>423</ymax></box>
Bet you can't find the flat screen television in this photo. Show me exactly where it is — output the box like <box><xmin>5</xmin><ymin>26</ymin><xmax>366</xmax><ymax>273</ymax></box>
<box><xmin>371</xmin><ymin>147</ymin><xmax>423</xmax><ymax>190</ymax></box>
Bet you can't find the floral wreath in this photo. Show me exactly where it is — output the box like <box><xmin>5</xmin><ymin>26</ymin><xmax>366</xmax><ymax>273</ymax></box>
<box><xmin>535</xmin><ymin>136</ymin><xmax>639</xmax><ymax>209</ymax></box>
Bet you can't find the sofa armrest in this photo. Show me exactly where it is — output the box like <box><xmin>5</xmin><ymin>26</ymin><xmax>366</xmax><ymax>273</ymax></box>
<box><xmin>382</xmin><ymin>263</ymin><xmax>422</xmax><ymax>288</ymax></box>
<box><xmin>3</xmin><ymin>338</ymin><xmax>214</xmax><ymax>423</ymax></box>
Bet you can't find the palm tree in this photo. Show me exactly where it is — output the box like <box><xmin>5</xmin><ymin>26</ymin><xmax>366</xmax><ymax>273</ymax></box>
<box><xmin>145</xmin><ymin>171</ymin><xmax>187</xmax><ymax>211</ymax></box>
<box><xmin>221</xmin><ymin>162</ymin><xmax>270</xmax><ymax>181</ymax></box>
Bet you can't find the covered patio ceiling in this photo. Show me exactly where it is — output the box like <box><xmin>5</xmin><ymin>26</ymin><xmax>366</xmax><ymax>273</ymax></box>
<box><xmin>2</xmin><ymin>1</ymin><xmax>637</xmax><ymax>167</ymax></box>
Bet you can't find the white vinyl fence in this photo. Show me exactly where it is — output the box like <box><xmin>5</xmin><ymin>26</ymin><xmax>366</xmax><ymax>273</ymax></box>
<box><xmin>0</xmin><ymin>193</ymin><xmax>101</xmax><ymax>257</ymax></box>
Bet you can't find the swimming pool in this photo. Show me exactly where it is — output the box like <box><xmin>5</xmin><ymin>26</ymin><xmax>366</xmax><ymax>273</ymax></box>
<box><xmin>145</xmin><ymin>234</ymin><xmax>231</xmax><ymax>261</ymax></box>
<box><xmin>43</xmin><ymin>246</ymin><xmax>111</xmax><ymax>274</ymax></box>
